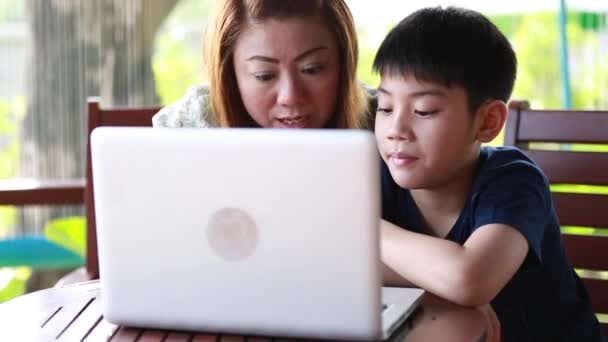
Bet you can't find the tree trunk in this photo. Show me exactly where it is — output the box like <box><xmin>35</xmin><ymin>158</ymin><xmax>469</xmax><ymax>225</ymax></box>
<box><xmin>21</xmin><ymin>0</ymin><xmax>179</xmax><ymax>291</ymax></box>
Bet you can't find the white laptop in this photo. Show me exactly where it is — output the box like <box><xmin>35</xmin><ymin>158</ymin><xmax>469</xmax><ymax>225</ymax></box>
<box><xmin>91</xmin><ymin>127</ymin><xmax>424</xmax><ymax>341</ymax></box>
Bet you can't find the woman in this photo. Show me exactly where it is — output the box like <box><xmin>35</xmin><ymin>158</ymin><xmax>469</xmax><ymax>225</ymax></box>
<box><xmin>152</xmin><ymin>0</ymin><xmax>369</xmax><ymax>129</ymax></box>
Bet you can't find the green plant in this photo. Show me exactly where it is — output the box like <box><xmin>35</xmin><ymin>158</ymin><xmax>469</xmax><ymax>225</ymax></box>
<box><xmin>153</xmin><ymin>32</ymin><xmax>205</xmax><ymax>105</ymax></box>
<box><xmin>0</xmin><ymin>96</ymin><xmax>25</xmax><ymax>177</ymax></box>
<box><xmin>0</xmin><ymin>96</ymin><xmax>26</xmax><ymax>239</ymax></box>
<box><xmin>510</xmin><ymin>12</ymin><xmax>607</xmax><ymax>110</ymax></box>
<box><xmin>43</xmin><ymin>216</ymin><xmax>87</xmax><ymax>258</ymax></box>
<box><xmin>152</xmin><ymin>0</ymin><xmax>213</xmax><ymax>105</ymax></box>
<box><xmin>0</xmin><ymin>267</ymin><xmax>31</xmax><ymax>303</ymax></box>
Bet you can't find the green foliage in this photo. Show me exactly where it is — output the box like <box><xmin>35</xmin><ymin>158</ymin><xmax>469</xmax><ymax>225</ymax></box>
<box><xmin>153</xmin><ymin>33</ymin><xmax>205</xmax><ymax>105</ymax></box>
<box><xmin>163</xmin><ymin>0</ymin><xmax>213</xmax><ymax>24</ymax></box>
<box><xmin>44</xmin><ymin>216</ymin><xmax>87</xmax><ymax>258</ymax></box>
<box><xmin>551</xmin><ymin>184</ymin><xmax>608</xmax><ymax>195</ymax></box>
<box><xmin>490</xmin><ymin>15</ymin><xmax>522</xmax><ymax>38</ymax></box>
<box><xmin>357</xmin><ymin>29</ymin><xmax>382</xmax><ymax>88</ymax></box>
<box><xmin>578</xmin><ymin>12</ymin><xmax>607</xmax><ymax>31</ymax></box>
<box><xmin>562</xmin><ymin>227</ymin><xmax>608</xmax><ymax>236</ymax></box>
<box><xmin>0</xmin><ymin>207</ymin><xmax>16</xmax><ymax>239</ymax></box>
<box><xmin>0</xmin><ymin>267</ymin><xmax>30</xmax><ymax>303</ymax></box>
<box><xmin>0</xmin><ymin>97</ymin><xmax>25</xmax><ymax>238</ymax></box>
<box><xmin>509</xmin><ymin>12</ymin><xmax>608</xmax><ymax>110</ymax></box>
<box><xmin>0</xmin><ymin>96</ymin><xmax>25</xmax><ymax>178</ymax></box>
<box><xmin>152</xmin><ymin>0</ymin><xmax>212</xmax><ymax>105</ymax></box>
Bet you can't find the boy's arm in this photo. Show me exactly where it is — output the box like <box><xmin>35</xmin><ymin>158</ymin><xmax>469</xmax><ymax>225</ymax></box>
<box><xmin>381</xmin><ymin>219</ymin><xmax>529</xmax><ymax>307</ymax></box>
<box><xmin>382</xmin><ymin>262</ymin><xmax>415</xmax><ymax>287</ymax></box>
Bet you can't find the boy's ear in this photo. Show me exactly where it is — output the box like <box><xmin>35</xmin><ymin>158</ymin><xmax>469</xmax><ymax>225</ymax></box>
<box><xmin>475</xmin><ymin>100</ymin><xmax>508</xmax><ymax>143</ymax></box>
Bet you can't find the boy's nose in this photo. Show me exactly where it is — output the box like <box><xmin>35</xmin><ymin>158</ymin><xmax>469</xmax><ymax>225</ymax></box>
<box><xmin>277</xmin><ymin>76</ymin><xmax>306</xmax><ymax>107</ymax></box>
<box><xmin>387</xmin><ymin>112</ymin><xmax>413</xmax><ymax>141</ymax></box>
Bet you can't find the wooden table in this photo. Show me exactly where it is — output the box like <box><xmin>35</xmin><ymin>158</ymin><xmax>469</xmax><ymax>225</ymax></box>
<box><xmin>0</xmin><ymin>280</ymin><xmax>499</xmax><ymax>341</ymax></box>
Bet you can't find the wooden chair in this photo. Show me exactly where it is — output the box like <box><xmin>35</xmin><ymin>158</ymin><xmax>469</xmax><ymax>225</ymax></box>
<box><xmin>83</xmin><ymin>97</ymin><xmax>161</xmax><ymax>280</ymax></box>
<box><xmin>505</xmin><ymin>100</ymin><xmax>608</xmax><ymax>335</ymax></box>
<box><xmin>0</xmin><ymin>98</ymin><xmax>160</xmax><ymax>280</ymax></box>
<box><xmin>0</xmin><ymin>179</ymin><xmax>85</xmax><ymax>268</ymax></box>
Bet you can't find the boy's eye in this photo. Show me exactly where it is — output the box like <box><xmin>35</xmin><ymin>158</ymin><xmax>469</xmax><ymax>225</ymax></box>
<box><xmin>253</xmin><ymin>73</ymin><xmax>275</xmax><ymax>82</ymax></box>
<box><xmin>414</xmin><ymin>110</ymin><xmax>438</xmax><ymax>116</ymax></box>
<box><xmin>302</xmin><ymin>64</ymin><xmax>324</xmax><ymax>75</ymax></box>
<box><xmin>377</xmin><ymin>108</ymin><xmax>392</xmax><ymax>115</ymax></box>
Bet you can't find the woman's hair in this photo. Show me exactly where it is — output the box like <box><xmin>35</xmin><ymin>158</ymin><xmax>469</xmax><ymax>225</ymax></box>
<box><xmin>203</xmin><ymin>0</ymin><xmax>368</xmax><ymax>128</ymax></box>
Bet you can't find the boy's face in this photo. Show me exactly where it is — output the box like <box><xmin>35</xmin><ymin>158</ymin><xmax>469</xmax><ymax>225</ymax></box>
<box><xmin>375</xmin><ymin>74</ymin><xmax>482</xmax><ymax>190</ymax></box>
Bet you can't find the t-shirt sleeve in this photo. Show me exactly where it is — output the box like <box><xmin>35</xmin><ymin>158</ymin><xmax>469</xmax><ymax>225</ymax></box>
<box><xmin>473</xmin><ymin>161</ymin><xmax>551</xmax><ymax>265</ymax></box>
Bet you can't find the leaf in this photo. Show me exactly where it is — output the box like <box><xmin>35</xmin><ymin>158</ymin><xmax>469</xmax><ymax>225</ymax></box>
<box><xmin>43</xmin><ymin>216</ymin><xmax>86</xmax><ymax>258</ymax></box>
<box><xmin>0</xmin><ymin>267</ymin><xmax>31</xmax><ymax>303</ymax></box>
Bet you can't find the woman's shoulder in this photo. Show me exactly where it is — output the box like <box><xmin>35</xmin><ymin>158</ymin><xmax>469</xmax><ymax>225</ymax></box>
<box><xmin>152</xmin><ymin>85</ymin><xmax>214</xmax><ymax>128</ymax></box>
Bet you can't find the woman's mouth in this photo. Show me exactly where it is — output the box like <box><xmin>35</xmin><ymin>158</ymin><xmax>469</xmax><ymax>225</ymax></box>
<box><xmin>276</xmin><ymin>116</ymin><xmax>308</xmax><ymax>128</ymax></box>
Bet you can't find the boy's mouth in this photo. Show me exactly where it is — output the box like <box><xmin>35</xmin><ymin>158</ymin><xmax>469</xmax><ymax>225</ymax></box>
<box><xmin>388</xmin><ymin>152</ymin><xmax>418</xmax><ymax>167</ymax></box>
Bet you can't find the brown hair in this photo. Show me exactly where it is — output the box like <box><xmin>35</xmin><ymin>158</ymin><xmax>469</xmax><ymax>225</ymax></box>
<box><xmin>203</xmin><ymin>0</ymin><xmax>368</xmax><ymax>128</ymax></box>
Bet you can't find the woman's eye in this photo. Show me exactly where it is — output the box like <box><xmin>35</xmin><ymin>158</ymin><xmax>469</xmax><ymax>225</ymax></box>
<box><xmin>254</xmin><ymin>73</ymin><xmax>274</xmax><ymax>82</ymax></box>
<box><xmin>377</xmin><ymin>107</ymin><xmax>392</xmax><ymax>115</ymax></box>
<box><xmin>414</xmin><ymin>110</ymin><xmax>437</xmax><ymax>116</ymax></box>
<box><xmin>302</xmin><ymin>65</ymin><xmax>324</xmax><ymax>75</ymax></box>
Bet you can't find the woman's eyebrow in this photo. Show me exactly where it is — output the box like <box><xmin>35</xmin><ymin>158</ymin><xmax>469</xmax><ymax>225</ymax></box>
<box><xmin>246</xmin><ymin>46</ymin><xmax>328</xmax><ymax>64</ymax></box>
<box><xmin>294</xmin><ymin>46</ymin><xmax>328</xmax><ymax>61</ymax></box>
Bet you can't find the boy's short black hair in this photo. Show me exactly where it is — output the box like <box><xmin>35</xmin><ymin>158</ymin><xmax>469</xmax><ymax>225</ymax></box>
<box><xmin>373</xmin><ymin>7</ymin><xmax>517</xmax><ymax>113</ymax></box>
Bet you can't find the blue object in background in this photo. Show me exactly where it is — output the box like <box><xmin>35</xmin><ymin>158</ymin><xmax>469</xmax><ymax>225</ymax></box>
<box><xmin>0</xmin><ymin>235</ymin><xmax>84</xmax><ymax>269</ymax></box>
<box><xmin>559</xmin><ymin>0</ymin><xmax>572</xmax><ymax>109</ymax></box>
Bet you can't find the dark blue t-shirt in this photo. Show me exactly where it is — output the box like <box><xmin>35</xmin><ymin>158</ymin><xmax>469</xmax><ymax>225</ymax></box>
<box><xmin>382</xmin><ymin>146</ymin><xmax>601</xmax><ymax>342</ymax></box>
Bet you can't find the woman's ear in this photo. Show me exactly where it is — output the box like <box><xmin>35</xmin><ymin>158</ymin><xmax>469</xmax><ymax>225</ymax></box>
<box><xmin>475</xmin><ymin>100</ymin><xmax>508</xmax><ymax>143</ymax></box>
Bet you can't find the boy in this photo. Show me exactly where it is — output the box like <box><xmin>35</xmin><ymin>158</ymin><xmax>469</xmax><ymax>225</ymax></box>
<box><xmin>373</xmin><ymin>7</ymin><xmax>602</xmax><ymax>342</ymax></box>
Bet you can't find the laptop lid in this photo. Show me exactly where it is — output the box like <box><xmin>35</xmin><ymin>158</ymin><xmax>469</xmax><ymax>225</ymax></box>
<box><xmin>91</xmin><ymin>127</ymin><xmax>385</xmax><ymax>340</ymax></box>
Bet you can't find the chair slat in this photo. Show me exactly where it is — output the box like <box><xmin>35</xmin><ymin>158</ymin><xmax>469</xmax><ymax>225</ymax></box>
<box><xmin>518</xmin><ymin>110</ymin><xmax>608</xmax><ymax>144</ymax></box>
<box><xmin>0</xmin><ymin>179</ymin><xmax>85</xmax><ymax>205</ymax></box>
<box><xmin>86</xmin><ymin>99</ymin><xmax>160</xmax><ymax>280</ymax></box>
<box><xmin>506</xmin><ymin>101</ymin><xmax>608</xmax><ymax>330</ymax></box>
<box><xmin>523</xmin><ymin>150</ymin><xmax>608</xmax><ymax>185</ymax></box>
<box><xmin>581</xmin><ymin>278</ymin><xmax>608</xmax><ymax>314</ymax></box>
<box><xmin>562</xmin><ymin>234</ymin><xmax>608</xmax><ymax>270</ymax></box>
<box><xmin>100</xmin><ymin>109</ymin><xmax>160</xmax><ymax>127</ymax></box>
<box><xmin>553</xmin><ymin>193</ymin><xmax>608</xmax><ymax>228</ymax></box>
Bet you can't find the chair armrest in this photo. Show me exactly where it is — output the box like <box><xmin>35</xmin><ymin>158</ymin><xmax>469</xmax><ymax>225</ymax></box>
<box><xmin>0</xmin><ymin>178</ymin><xmax>85</xmax><ymax>206</ymax></box>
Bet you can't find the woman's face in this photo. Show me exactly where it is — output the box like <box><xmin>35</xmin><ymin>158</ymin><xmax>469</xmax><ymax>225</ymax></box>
<box><xmin>232</xmin><ymin>15</ymin><xmax>340</xmax><ymax>128</ymax></box>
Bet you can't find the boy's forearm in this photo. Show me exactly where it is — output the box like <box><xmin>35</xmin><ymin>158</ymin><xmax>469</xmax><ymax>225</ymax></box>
<box><xmin>380</xmin><ymin>220</ymin><xmax>484</xmax><ymax>306</ymax></box>
<box><xmin>382</xmin><ymin>262</ymin><xmax>414</xmax><ymax>287</ymax></box>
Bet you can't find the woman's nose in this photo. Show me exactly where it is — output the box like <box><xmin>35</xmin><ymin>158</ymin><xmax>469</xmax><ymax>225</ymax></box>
<box><xmin>277</xmin><ymin>75</ymin><xmax>306</xmax><ymax>107</ymax></box>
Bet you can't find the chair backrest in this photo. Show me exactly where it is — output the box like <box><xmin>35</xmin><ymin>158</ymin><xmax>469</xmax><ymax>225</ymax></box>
<box><xmin>505</xmin><ymin>100</ymin><xmax>608</xmax><ymax>334</ymax></box>
<box><xmin>85</xmin><ymin>97</ymin><xmax>161</xmax><ymax>279</ymax></box>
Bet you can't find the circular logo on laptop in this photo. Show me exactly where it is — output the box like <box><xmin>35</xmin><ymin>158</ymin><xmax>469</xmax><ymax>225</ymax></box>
<box><xmin>206</xmin><ymin>208</ymin><xmax>259</xmax><ymax>261</ymax></box>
